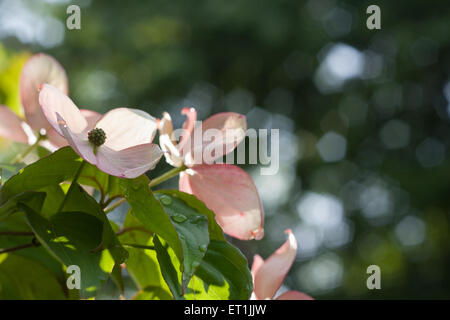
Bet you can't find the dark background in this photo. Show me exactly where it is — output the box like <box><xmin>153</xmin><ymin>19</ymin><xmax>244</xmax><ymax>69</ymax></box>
<box><xmin>0</xmin><ymin>0</ymin><xmax>449</xmax><ymax>298</ymax></box>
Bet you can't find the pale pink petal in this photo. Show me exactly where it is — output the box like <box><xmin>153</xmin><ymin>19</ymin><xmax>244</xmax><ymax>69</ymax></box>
<box><xmin>38</xmin><ymin>84</ymin><xmax>87</xmax><ymax>136</ymax></box>
<box><xmin>158</xmin><ymin>112</ymin><xmax>184</xmax><ymax>167</ymax></box>
<box><xmin>179</xmin><ymin>164</ymin><xmax>264</xmax><ymax>240</ymax></box>
<box><xmin>20</xmin><ymin>53</ymin><xmax>68</xmax><ymax>131</ymax></box>
<box><xmin>160</xmin><ymin>134</ymin><xmax>183</xmax><ymax>168</ymax></box>
<box><xmin>251</xmin><ymin>254</ymin><xmax>265</xmax><ymax>281</ymax></box>
<box><xmin>158</xmin><ymin>112</ymin><xmax>174</xmax><ymax>139</ymax></box>
<box><xmin>95</xmin><ymin>108</ymin><xmax>157</xmax><ymax>151</ymax></box>
<box><xmin>276</xmin><ymin>291</ymin><xmax>313</xmax><ymax>300</ymax></box>
<box><xmin>96</xmin><ymin>143</ymin><xmax>163</xmax><ymax>178</ymax></box>
<box><xmin>253</xmin><ymin>229</ymin><xmax>297</xmax><ymax>300</ymax></box>
<box><xmin>56</xmin><ymin>113</ymin><xmax>96</xmax><ymax>164</ymax></box>
<box><xmin>47</xmin><ymin>109</ymin><xmax>99</xmax><ymax>148</ymax></box>
<box><xmin>0</xmin><ymin>105</ymin><xmax>28</xmax><ymax>143</ymax></box>
<box><xmin>187</xmin><ymin>112</ymin><xmax>247</xmax><ymax>165</ymax></box>
<box><xmin>80</xmin><ymin>109</ymin><xmax>102</xmax><ymax>132</ymax></box>
<box><xmin>55</xmin><ymin>111</ymin><xmax>163</xmax><ymax>178</ymax></box>
<box><xmin>46</xmin><ymin>128</ymin><xmax>69</xmax><ymax>148</ymax></box>
<box><xmin>179</xmin><ymin>107</ymin><xmax>197</xmax><ymax>149</ymax></box>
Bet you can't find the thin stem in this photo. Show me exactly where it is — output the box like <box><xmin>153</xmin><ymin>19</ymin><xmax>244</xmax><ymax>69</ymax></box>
<box><xmin>101</xmin><ymin>194</ymin><xmax>122</xmax><ymax>209</ymax></box>
<box><xmin>0</xmin><ymin>231</ymin><xmax>34</xmax><ymax>236</ymax></box>
<box><xmin>104</xmin><ymin>198</ymin><xmax>126</xmax><ymax>214</ymax></box>
<box><xmin>12</xmin><ymin>133</ymin><xmax>45</xmax><ymax>164</ymax></box>
<box><xmin>104</xmin><ymin>165</ymin><xmax>187</xmax><ymax>214</ymax></box>
<box><xmin>0</xmin><ymin>239</ymin><xmax>40</xmax><ymax>255</ymax></box>
<box><xmin>121</xmin><ymin>243</ymin><xmax>155</xmax><ymax>250</ymax></box>
<box><xmin>57</xmin><ymin>160</ymin><xmax>86</xmax><ymax>212</ymax></box>
<box><xmin>149</xmin><ymin>165</ymin><xmax>186</xmax><ymax>188</ymax></box>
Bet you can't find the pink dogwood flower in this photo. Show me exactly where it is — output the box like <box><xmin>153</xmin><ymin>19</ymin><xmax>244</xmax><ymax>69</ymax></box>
<box><xmin>0</xmin><ymin>105</ymin><xmax>29</xmax><ymax>144</ymax></box>
<box><xmin>38</xmin><ymin>83</ymin><xmax>163</xmax><ymax>179</ymax></box>
<box><xmin>251</xmin><ymin>229</ymin><xmax>313</xmax><ymax>300</ymax></box>
<box><xmin>158</xmin><ymin>108</ymin><xmax>264</xmax><ymax>240</ymax></box>
<box><xmin>0</xmin><ymin>53</ymin><xmax>99</xmax><ymax>149</ymax></box>
<box><xmin>20</xmin><ymin>53</ymin><xmax>70</xmax><ymax>147</ymax></box>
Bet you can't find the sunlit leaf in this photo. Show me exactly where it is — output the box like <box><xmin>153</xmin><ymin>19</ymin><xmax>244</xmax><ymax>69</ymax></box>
<box><xmin>22</xmin><ymin>204</ymin><xmax>112</xmax><ymax>298</ymax></box>
<box><xmin>0</xmin><ymin>254</ymin><xmax>66</xmax><ymax>299</ymax></box>
<box><xmin>119</xmin><ymin>176</ymin><xmax>182</xmax><ymax>266</ymax></box>
<box><xmin>154</xmin><ymin>191</ymin><xmax>209</xmax><ymax>291</ymax></box>
<box><xmin>157</xmin><ymin>189</ymin><xmax>225</xmax><ymax>241</ymax></box>
<box><xmin>119</xmin><ymin>213</ymin><xmax>170</xmax><ymax>297</ymax></box>
<box><xmin>153</xmin><ymin>235</ymin><xmax>184</xmax><ymax>300</ymax></box>
<box><xmin>0</xmin><ymin>147</ymin><xmax>82</xmax><ymax>203</ymax></box>
<box><xmin>186</xmin><ymin>241</ymin><xmax>253</xmax><ymax>300</ymax></box>
<box><xmin>61</xmin><ymin>183</ymin><xmax>128</xmax><ymax>264</ymax></box>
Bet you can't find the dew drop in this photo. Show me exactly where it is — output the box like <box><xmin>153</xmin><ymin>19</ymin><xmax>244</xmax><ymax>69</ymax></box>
<box><xmin>160</xmin><ymin>195</ymin><xmax>172</xmax><ymax>205</ymax></box>
<box><xmin>189</xmin><ymin>215</ymin><xmax>206</xmax><ymax>224</ymax></box>
<box><xmin>171</xmin><ymin>214</ymin><xmax>187</xmax><ymax>223</ymax></box>
<box><xmin>198</xmin><ymin>244</ymin><xmax>208</xmax><ymax>253</ymax></box>
<box><xmin>191</xmin><ymin>261</ymin><xmax>201</xmax><ymax>269</ymax></box>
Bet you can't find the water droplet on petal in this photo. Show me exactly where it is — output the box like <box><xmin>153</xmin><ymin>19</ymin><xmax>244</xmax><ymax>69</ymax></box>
<box><xmin>160</xmin><ymin>195</ymin><xmax>172</xmax><ymax>205</ymax></box>
<box><xmin>171</xmin><ymin>214</ymin><xmax>187</xmax><ymax>223</ymax></box>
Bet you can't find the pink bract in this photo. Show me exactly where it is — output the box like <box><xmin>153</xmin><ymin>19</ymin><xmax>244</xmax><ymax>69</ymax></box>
<box><xmin>251</xmin><ymin>229</ymin><xmax>313</xmax><ymax>300</ymax></box>
<box><xmin>159</xmin><ymin>108</ymin><xmax>264</xmax><ymax>241</ymax></box>
<box><xmin>39</xmin><ymin>83</ymin><xmax>163</xmax><ymax>178</ymax></box>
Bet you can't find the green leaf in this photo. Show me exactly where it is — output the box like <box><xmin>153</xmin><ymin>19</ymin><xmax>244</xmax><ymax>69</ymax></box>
<box><xmin>0</xmin><ymin>212</ymin><xmax>65</xmax><ymax>279</ymax></box>
<box><xmin>78</xmin><ymin>163</ymin><xmax>122</xmax><ymax>202</ymax></box>
<box><xmin>0</xmin><ymin>191</ymin><xmax>46</xmax><ymax>221</ymax></box>
<box><xmin>133</xmin><ymin>286</ymin><xmax>173</xmax><ymax>300</ymax></box>
<box><xmin>157</xmin><ymin>190</ymin><xmax>225</xmax><ymax>241</ymax></box>
<box><xmin>0</xmin><ymin>163</ymin><xmax>24</xmax><ymax>185</ymax></box>
<box><xmin>154</xmin><ymin>191</ymin><xmax>210</xmax><ymax>291</ymax></box>
<box><xmin>0</xmin><ymin>147</ymin><xmax>82</xmax><ymax>204</ymax></box>
<box><xmin>121</xmin><ymin>177</ymin><xmax>212</xmax><ymax>295</ymax></box>
<box><xmin>107</xmin><ymin>263</ymin><xmax>124</xmax><ymax>296</ymax></box>
<box><xmin>119</xmin><ymin>213</ymin><xmax>169</xmax><ymax>295</ymax></box>
<box><xmin>61</xmin><ymin>183</ymin><xmax>128</xmax><ymax>264</ymax></box>
<box><xmin>0</xmin><ymin>146</ymin><xmax>122</xmax><ymax>207</ymax></box>
<box><xmin>153</xmin><ymin>237</ymin><xmax>253</xmax><ymax>300</ymax></box>
<box><xmin>0</xmin><ymin>254</ymin><xmax>66</xmax><ymax>299</ymax></box>
<box><xmin>39</xmin><ymin>185</ymin><xmax>66</xmax><ymax>218</ymax></box>
<box><xmin>22</xmin><ymin>204</ymin><xmax>113</xmax><ymax>298</ymax></box>
<box><xmin>119</xmin><ymin>176</ymin><xmax>182</xmax><ymax>264</ymax></box>
<box><xmin>186</xmin><ymin>240</ymin><xmax>253</xmax><ymax>300</ymax></box>
<box><xmin>153</xmin><ymin>236</ymin><xmax>184</xmax><ymax>300</ymax></box>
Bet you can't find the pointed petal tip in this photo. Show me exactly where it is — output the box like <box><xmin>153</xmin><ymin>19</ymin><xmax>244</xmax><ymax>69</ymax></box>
<box><xmin>181</xmin><ymin>107</ymin><xmax>196</xmax><ymax>115</ymax></box>
<box><xmin>283</xmin><ymin>229</ymin><xmax>297</xmax><ymax>251</ymax></box>
<box><xmin>252</xmin><ymin>229</ymin><xmax>298</xmax><ymax>300</ymax></box>
<box><xmin>251</xmin><ymin>254</ymin><xmax>265</xmax><ymax>277</ymax></box>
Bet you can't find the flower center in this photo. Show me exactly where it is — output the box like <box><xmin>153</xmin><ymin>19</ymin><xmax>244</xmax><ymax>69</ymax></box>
<box><xmin>88</xmin><ymin>128</ymin><xmax>106</xmax><ymax>147</ymax></box>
